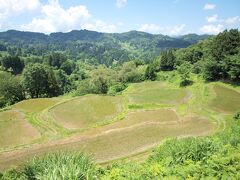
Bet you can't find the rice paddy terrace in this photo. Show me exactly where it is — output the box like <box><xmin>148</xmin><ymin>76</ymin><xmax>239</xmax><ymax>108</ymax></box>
<box><xmin>0</xmin><ymin>80</ymin><xmax>240</xmax><ymax>171</ymax></box>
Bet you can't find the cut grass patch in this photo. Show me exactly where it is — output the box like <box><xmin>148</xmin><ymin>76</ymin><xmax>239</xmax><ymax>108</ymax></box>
<box><xmin>0</xmin><ymin>110</ymin><xmax>40</xmax><ymax>149</ymax></box>
<box><xmin>209</xmin><ymin>84</ymin><xmax>240</xmax><ymax>114</ymax></box>
<box><xmin>50</xmin><ymin>95</ymin><xmax>124</xmax><ymax>130</ymax></box>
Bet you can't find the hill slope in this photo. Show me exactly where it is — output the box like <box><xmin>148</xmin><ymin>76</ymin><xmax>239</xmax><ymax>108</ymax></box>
<box><xmin>0</xmin><ymin>30</ymin><xmax>210</xmax><ymax>65</ymax></box>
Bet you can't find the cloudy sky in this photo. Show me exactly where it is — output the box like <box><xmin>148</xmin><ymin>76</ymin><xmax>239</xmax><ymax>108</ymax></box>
<box><xmin>0</xmin><ymin>0</ymin><xmax>239</xmax><ymax>35</ymax></box>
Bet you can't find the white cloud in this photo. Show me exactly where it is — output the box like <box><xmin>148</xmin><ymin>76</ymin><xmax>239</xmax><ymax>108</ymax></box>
<box><xmin>116</xmin><ymin>0</ymin><xmax>127</xmax><ymax>8</ymax></box>
<box><xmin>170</xmin><ymin>24</ymin><xmax>186</xmax><ymax>35</ymax></box>
<box><xmin>0</xmin><ymin>0</ymin><xmax>41</xmax><ymax>28</ymax></box>
<box><xmin>200</xmin><ymin>24</ymin><xmax>223</xmax><ymax>34</ymax></box>
<box><xmin>0</xmin><ymin>0</ymin><xmax>40</xmax><ymax>14</ymax></box>
<box><xmin>206</xmin><ymin>14</ymin><xmax>218</xmax><ymax>23</ymax></box>
<box><xmin>138</xmin><ymin>23</ymin><xmax>186</xmax><ymax>35</ymax></box>
<box><xmin>21</xmin><ymin>0</ymin><xmax>90</xmax><ymax>33</ymax></box>
<box><xmin>83</xmin><ymin>20</ymin><xmax>116</xmax><ymax>33</ymax></box>
<box><xmin>224</xmin><ymin>16</ymin><xmax>240</xmax><ymax>24</ymax></box>
<box><xmin>20</xmin><ymin>0</ymin><xmax>116</xmax><ymax>33</ymax></box>
<box><xmin>138</xmin><ymin>24</ymin><xmax>163</xmax><ymax>33</ymax></box>
<box><xmin>203</xmin><ymin>3</ymin><xmax>216</xmax><ymax>10</ymax></box>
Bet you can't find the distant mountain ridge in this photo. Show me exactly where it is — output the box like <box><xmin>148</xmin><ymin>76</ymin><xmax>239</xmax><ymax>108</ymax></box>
<box><xmin>0</xmin><ymin>30</ymin><xmax>211</xmax><ymax>65</ymax></box>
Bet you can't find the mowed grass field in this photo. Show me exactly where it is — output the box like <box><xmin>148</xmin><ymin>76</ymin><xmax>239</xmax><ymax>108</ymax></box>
<box><xmin>0</xmin><ymin>110</ymin><xmax>40</xmax><ymax>149</ymax></box>
<box><xmin>0</xmin><ymin>80</ymin><xmax>237</xmax><ymax>171</ymax></box>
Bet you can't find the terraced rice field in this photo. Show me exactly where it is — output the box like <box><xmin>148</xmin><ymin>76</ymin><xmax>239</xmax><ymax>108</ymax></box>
<box><xmin>127</xmin><ymin>81</ymin><xmax>190</xmax><ymax>104</ymax></box>
<box><xmin>50</xmin><ymin>95</ymin><xmax>124</xmax><ymax>129</ymax></box>
<box><xmin>209</xmin><ymin>84</ymin><xmax>240</xmax><ymax>113</ymax></box>
<box><xmin>0</xmin><ymin>81</ymin><xmax>236</xmax><ymax>171</ymax></box>
<box><xmin>13</xmin><ymin>98</ymin><xmax>61</xmax><ymax>113</ymax></box>
<box><xmin>0</xmin><ymin>110</ymin><xmax>40</xmax><ymax>149</ymax></box>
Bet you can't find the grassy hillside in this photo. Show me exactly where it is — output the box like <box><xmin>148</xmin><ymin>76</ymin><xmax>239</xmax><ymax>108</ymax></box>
<box><xmin>1</xmin><ymin>75</ymin><xmax>239</xmax><ymax>171</ymax></box>
<box><xmin>0</xmin><ymin>76</ymin><xmax>239</xmax><ymax>179</ymax></box>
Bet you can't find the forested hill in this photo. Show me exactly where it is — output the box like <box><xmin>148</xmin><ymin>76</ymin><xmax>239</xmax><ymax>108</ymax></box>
<box><xmin>0</xmin><ymin>30</ymin><xmax>210</xmax><ymax>65</ymax></box>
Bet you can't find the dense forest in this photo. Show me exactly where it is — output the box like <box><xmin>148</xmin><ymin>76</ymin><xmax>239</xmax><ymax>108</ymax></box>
<box><xmin>0</xmin><ymin>30</ymin><xmax>209</xmax><ymax>65</ymax></box>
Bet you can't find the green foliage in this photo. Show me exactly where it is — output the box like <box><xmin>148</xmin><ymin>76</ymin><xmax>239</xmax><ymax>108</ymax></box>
<box><xmin>211</xmin><ymin>29</ymin><xmax>240</xmax><ymax>61</ymax></box>
<box><xmin>55</xmin><ymin>69</ymin><xmax>74</xmax><ymax>94</ymax></box>
<box><xmin>159</xmin><ymin>50</ymin><xmax>176</xmax><ymax>71</ymax></box>
<box><xmin>119</xmin><ymin>61</ymin><xmax>145</xmax><ymax>83</ymax></box>
<box><xmin>107</xmin><ymin>83</ymin><xmax>127</xmax><ymax>95</ymax></box>
<box><xmin>0</xmin><ymin>30</ymin><xmax>207</xmax><ymax>65</ymax></box>
<box><xmin>47</xmin><ymin>52</ymin><xmax>67</xmax><ymax>69</ymax></box>
<box><xmin>174</xmin><ymin>29</ymin><xmax>240</xmax><ymax>82</ymax></box>
<box><xmin>149</xmin><ymin>137</ymin><xmax>220</xmax><ymax>164</ymax></box>
<box><xmin>234</xmin><ymin>111</ymin><xmax>240</xmax><ymax>121</ymax></box>
<box><xmin>0</xmin><ymin>56</ymin><xmax>24</xmax><ymax>75</ymax></box>
<box><xmin>22</xmin><ymin>63</ymin><xmax>60</xmax><ymax>98</ymax></box>
<box><xmin>60</xmin><ymin>60</ymin><xmax>76</xmax><ymax>75</ymax></box>
<box><xmin>177</xmin><ymin>61</ymin><xmax>192</xmax><ymax>86</ymax></box>
<box><xmin>202</xmin><ymin>59</ymin><xmax>222</xmax><ymax>81</ymax></box>
<box><xmin>74</xmin><ymin>79</ymin><xmax>94</xmax><ymax>96</ymax></box>
<box><xmin>224</xmin><ymin>52</ymin><xmax>240</xmax><ymax>81</ymax></box>
<box><xmin>145</xmin><ymin>64</ymin><xmax>157</xmax><ymax>81</ymax></box>
<box><xmin>0</xmin><ymin>72</ymin><xmax>25</xmax><ymax>106</ymax></box>
<box><xmin>1</xmin><ymin>152</ymin><xmax>96</xmax><ymax>180</ymax></box>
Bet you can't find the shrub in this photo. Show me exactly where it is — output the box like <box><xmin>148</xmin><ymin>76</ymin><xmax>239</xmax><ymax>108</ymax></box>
<box><xmin>107</xmin><ymin>83</ymin><xmax>127</xmax><ymax>96</ymax></box>
<box><xmin>234</xmin><ymin>111</ymin><xmax>240</xmax><ymax>121</ymax></box>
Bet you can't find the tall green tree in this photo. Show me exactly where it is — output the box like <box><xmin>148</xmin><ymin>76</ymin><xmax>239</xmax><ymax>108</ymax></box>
<box><xmin>224</xmin><ymin>52</ymin><xmax>240</xmax><ymax>81</ymax></box>
<box><xmin>160</xmin><ymin>50</ymin><xmax>176</xmax><ymax>71</ymax></box>
<box><xmin>145</xmin><ymin>64</ymin><xmax>157</xmax><ymax>81</ymax></box>
<box><xmin>0</xmin><ymin>72</ymin><xmax>25</xmax><ymax>105</ymax></box>
<box><xmin>211</xmin><ymin>29</ymin><xmax>240</xmax><ymax>61</ymax></box>
<box><xmin>60</xmin><ymin>60</ymin><xmax>76</xmax><ymax>75</ymax></box>
<box><xmin>55</xmin><ymin>69</ymin><xmax>73</xmax><ymax>94</ymax></box>
<box><xmin>22</xmin><ymin>64</ymin><xmax>60</xmax><ymax>98</ymax></box>
<box><xmin>47</xmin><ymin>52</ymin><xmax>67</xmax><ymax>69</ymax></box>
<box><xmin>177</xmin><ymin>61</ymin><xmax>192</xmax><ymax>86</ymax></box>
<box><xmin>1</xmin><ymin>56</ymin><xmax>24</xmax><ymax>75</ymax></box>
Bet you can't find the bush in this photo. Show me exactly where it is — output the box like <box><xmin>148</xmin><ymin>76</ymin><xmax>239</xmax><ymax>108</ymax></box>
<box><xmin>234</xmin><ymin>111</ymin><xmax>240</xmax><ymax>121</ymax></box>
<box><xmin>107</xmin><ymin>83</ymin><xmax>127</xmax><ymax>96</ymax></box>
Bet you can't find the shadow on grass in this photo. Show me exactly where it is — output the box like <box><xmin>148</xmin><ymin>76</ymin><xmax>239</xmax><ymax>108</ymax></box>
<box><xmin>180</xmin><ymin>80</ymin><xmax>194</xmax><ymax>87</ymax></box>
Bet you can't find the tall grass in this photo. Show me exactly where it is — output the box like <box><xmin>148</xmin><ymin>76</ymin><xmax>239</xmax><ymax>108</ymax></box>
<box><xmin>1</xmin><ymin>152</ymin><xmax>97</xmax><ymax>180</ymax></box>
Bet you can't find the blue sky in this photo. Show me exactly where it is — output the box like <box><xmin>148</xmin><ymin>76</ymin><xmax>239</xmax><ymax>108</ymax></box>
<box><xmin>0</xmin><ymin>0</ymin><xmax>239</xmax><ymax>35</ymax></box>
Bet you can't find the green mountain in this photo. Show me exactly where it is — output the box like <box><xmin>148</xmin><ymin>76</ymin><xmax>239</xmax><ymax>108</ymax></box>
<box><xmin>0</xmin><ymin>30</ymin><xmax>210</xmax><ymax>65</ymax></box>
